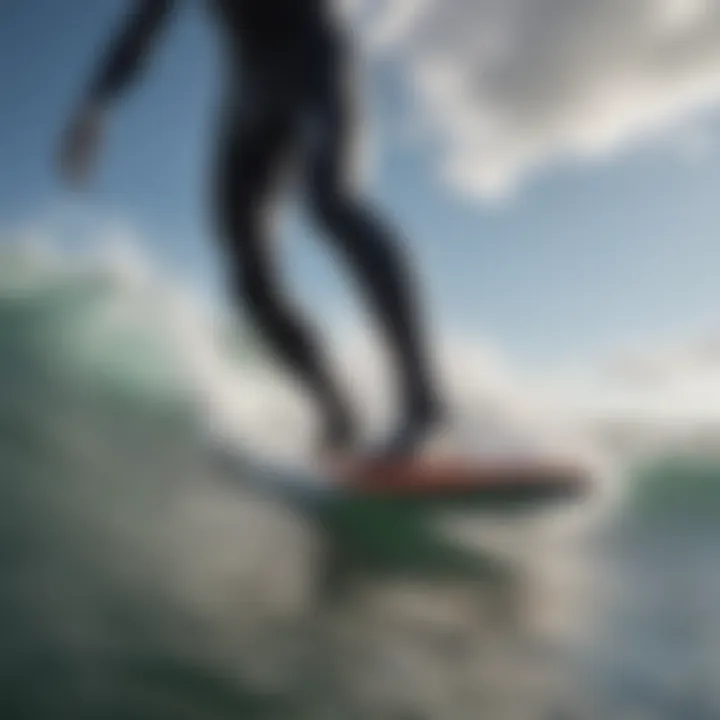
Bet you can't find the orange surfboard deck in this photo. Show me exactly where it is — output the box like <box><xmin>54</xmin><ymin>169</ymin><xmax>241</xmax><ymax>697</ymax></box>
<box><xmin>337</xmin><ymin>454</ymin><xmax>590</xmax><ymax>504</ymax></box>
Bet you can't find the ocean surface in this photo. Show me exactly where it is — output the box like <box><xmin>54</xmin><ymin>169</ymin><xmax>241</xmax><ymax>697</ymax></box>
<box><xmin>1</xmin><ymin>244</ymin><xmax>719</xmax><ymax>719</ymax></box>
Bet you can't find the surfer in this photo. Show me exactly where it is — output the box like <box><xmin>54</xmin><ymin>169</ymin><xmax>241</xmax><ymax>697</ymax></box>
<box><xmin>59</xmin><ymin>0</ymin><xmax>443</xmax><ymax>462</ymax></box>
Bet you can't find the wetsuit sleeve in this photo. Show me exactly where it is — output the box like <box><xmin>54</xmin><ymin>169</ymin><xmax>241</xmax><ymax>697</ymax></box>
<box><xmin>87</xmin><ymin>0</ymin><xmax>176</xmax><ymax>104</ymax></box>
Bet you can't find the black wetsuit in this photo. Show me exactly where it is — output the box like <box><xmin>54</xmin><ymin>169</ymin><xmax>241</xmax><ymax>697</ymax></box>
<box><xmin>85</xmin><ymin>0</ymin><xmax>440</xmax><ymax>453</ymax></box>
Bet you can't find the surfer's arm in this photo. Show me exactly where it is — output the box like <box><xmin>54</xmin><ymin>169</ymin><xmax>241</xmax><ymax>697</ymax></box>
<box><xmin>58</xmin><ymin>1</ymin><xmax>175</xmax><ymax>185</ymax></box>
<box><xmin>86</xmin><ymin>0</ymin><xmax>176</xmax><ymax>105</ymax></box>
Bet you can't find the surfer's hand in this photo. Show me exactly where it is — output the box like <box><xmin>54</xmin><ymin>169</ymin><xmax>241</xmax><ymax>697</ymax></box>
<box><xmin>58</xmin><ymin>102</ymin><xmax>105</xmax><ymax>187</ymax></box>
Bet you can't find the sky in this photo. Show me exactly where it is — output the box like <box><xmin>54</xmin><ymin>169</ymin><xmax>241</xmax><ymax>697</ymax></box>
<box><xmin>3</xmin><ymin>0</ymin><xmax>720</xmax><ymax>369</ymax></box>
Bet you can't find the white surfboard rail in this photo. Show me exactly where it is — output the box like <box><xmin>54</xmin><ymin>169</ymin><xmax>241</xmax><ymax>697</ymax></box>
<box><xmin>206</xmin><ymin>441</ymin><xmax>340</xmax><ymax>510</ymax></box>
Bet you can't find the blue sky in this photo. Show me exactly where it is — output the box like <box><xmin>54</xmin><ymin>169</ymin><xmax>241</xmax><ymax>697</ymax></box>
<box><xmin>3</xmin><ymin>0</ymin><xmax>720</xmax><ymax>367</ymax></box>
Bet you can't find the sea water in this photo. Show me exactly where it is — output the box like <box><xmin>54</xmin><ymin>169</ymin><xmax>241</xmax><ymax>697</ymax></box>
<box><xmin>1</xmin><ymin>243</ymin><xmax>718</xmax><ymax>719</ymax></box>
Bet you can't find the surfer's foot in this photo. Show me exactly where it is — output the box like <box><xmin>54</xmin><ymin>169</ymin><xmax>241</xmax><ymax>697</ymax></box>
<box><xmin>370</xmin><ymin>390</ymin><xmax>446</xmax><ymax>464</ymax></box>
<box><xmin>316</xmin><ymin>417</ymin><xmax>361</xmax><ymax>479</ymax></box>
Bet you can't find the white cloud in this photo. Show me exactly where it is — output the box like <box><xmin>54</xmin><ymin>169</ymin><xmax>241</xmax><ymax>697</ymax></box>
<box><xmin>354</xmin><ymin>0</ymin><xmax>720</xmax><ymax>197</ymax></box>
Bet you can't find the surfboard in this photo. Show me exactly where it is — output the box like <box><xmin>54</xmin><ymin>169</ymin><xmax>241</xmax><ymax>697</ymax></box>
<box><xmin>333</xmin><ymin>454</ymin><xmax>591</xmax><ymax>512</ymax></box>
<box><xmin>209</xmin><ymin>443</ymin><xmax>591</xmax><ymax>515</ymax></box>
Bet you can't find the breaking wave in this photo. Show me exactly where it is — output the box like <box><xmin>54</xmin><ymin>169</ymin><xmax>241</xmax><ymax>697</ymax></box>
<box><xmin>1</xmin><ymin>235</ymin><xmax>718</xmax><ymax>719</ymax></box>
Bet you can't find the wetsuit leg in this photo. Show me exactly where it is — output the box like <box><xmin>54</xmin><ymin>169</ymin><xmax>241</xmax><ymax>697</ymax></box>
<box><xmin>215</xmin><ymin>98</ymin><xmax>355</xmax><ymax>451</ymax></box>
<box><xmin>303</xmin><ymin>71</ymin><xmax>443</xmax><ymax>455</ymax></box>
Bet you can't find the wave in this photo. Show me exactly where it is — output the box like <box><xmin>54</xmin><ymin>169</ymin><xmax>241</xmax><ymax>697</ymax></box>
<box><xmin>623</xmin><ymin>455</ymin><xmax>720</xmax><ymax>525</ymax></box>
<box><xmin>0</xmin><ymin>243</ymin><xmax>325</xmax><ymax>718</ymax></box>
<box><xmin>1</xmin><ymin>236</ymin><xmax>715</xmax><ymax>718</ymax></box>
<box><xmin>0</xmin><ymin>239</ymin><xmax>601</xmax><ymax>718</ymax></box>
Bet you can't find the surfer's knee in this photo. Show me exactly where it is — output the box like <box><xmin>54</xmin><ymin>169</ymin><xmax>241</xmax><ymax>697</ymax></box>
<box><xmin>307</xmin><ymin>172</ymin><xmax>376</xmax><ymax>250</ymax></box>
